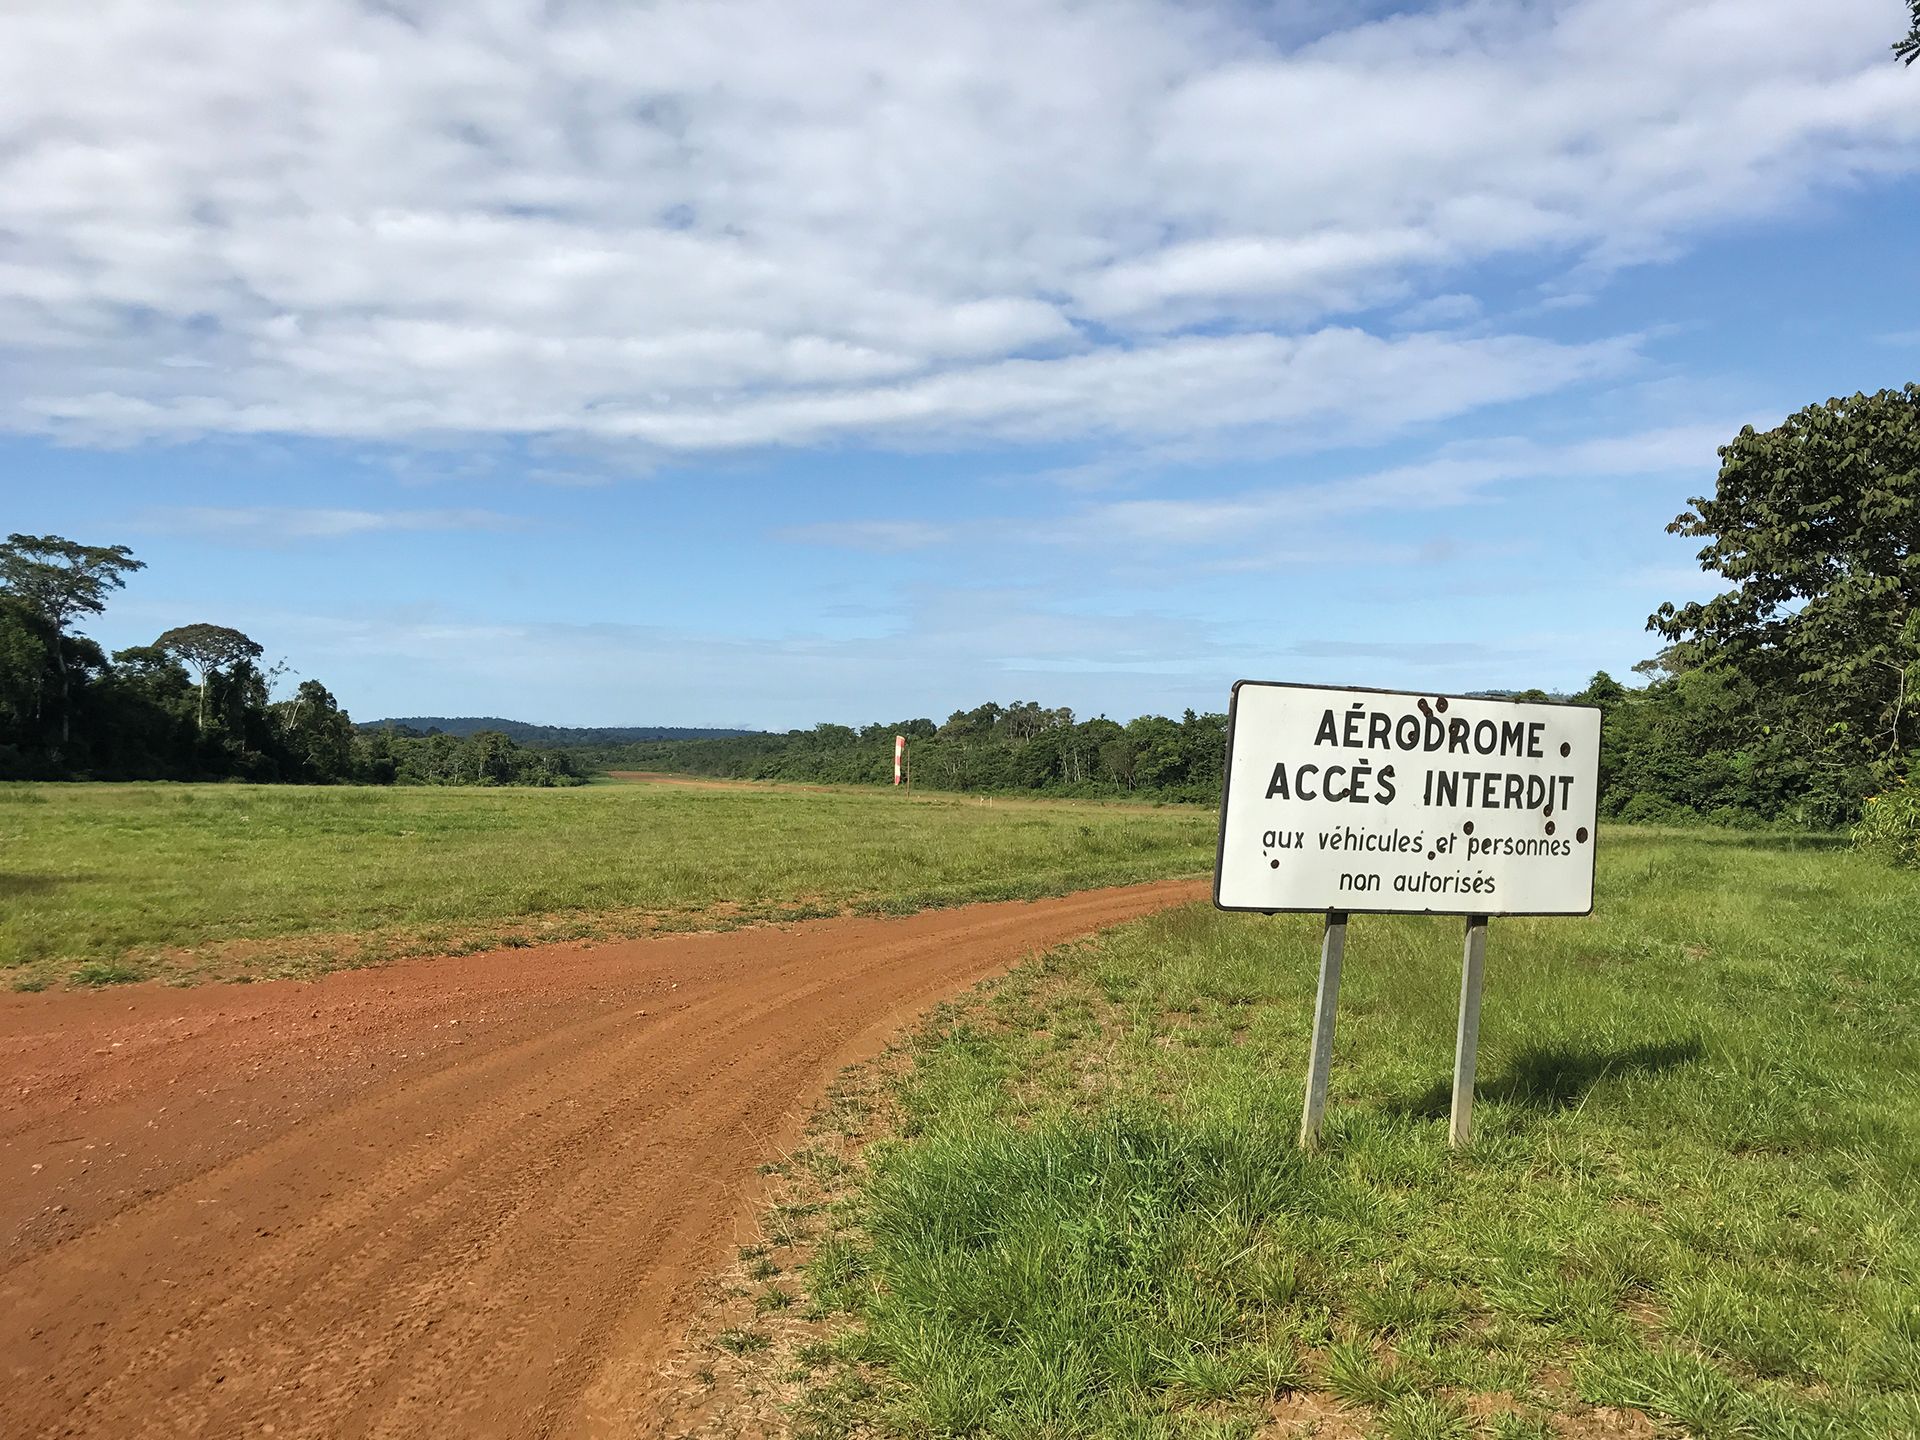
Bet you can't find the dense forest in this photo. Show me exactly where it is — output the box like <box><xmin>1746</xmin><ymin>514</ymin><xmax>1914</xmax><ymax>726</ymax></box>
<box><xmin>583</xmin><ymin>703</ymin><xmax>1229</xmax><ymax>802</ymax></box>
<box><xmin>362</xmin><ymin>717</ymin><xmax>753</xmax><ymax>744</ymax></box>
<box><xmin>5</xmin><ymin>386</ymin><xmax>1914</xmax><ymax>832</ymax></box>
<box><xmin>0</xmin><ymin>537</ymin><xmax>581</xmax><ymax>786</ymax></box>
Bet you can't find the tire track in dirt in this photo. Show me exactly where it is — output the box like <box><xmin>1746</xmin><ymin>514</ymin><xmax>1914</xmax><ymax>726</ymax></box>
<box><xmin>0</xmin><ymin>878</ymin><xmax>1205</xmax><ymax>1439</ymax></box>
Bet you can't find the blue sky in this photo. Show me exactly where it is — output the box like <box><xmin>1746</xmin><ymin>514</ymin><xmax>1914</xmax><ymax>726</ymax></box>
<box><xmin>3</xmin><ymin>0</ymin><xmax>1917</xmax><ymax>728</ymax></box>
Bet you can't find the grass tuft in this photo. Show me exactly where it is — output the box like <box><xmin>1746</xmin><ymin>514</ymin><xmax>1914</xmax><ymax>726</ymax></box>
<box><xmin>68</xmin><ymin>958</ymin><xmax>146</xmax><ymax>987</ymax></box>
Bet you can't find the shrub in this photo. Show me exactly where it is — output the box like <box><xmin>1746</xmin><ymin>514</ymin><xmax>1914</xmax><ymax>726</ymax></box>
<box><xmin>1851</xmin><ymin>782</ymin><xmax>1920</xmax><ymax>868</ymax></box>
<box><xmin>1616</xmin><ymin>793</ymin><xmax>1692</xmax><ymax>825</ymax></box>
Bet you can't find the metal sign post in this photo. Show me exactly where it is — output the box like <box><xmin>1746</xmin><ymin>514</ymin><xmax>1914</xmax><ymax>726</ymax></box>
<box><xmin>1298</xmin><ymin>911</ymin><xmax>1347</xmax><ymax>1149</ymax></box>
<box><xmin>1212</xmin><ymin>681</ymin><xmax>1601</xmax><ymax>1149</ymax></box>
<box><xmin>1449</xmin><ymin>914</ymin><xmax>1489</xmax><ymax>1148</ymax></box>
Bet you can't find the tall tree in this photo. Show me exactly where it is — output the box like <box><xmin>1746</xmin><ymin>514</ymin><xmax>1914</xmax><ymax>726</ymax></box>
<box><xmin>0</xmin><ymin>534</ymin><xmax>144</xmax><ymax>750</ymax></box>
<box><xmin>0</xmin><ymin>597</ymin><xmax>58</xmax><ymax>757</ymax></box>
<box><xmin>273</xmin><ymin>679</ymin><xmax>355</xmax><ymax>781</ymax></box>
<box><xmin>1651</xmin><ymin>386</ymin><xmax>1920</xmax><ymax>798</ymax></box>
<box><xmin>1899</xmin><ymin>1</ymin><xmax>1920</xmax><ymax>65</ymax></box>
<box><xmin>154</xmin><ymin>623</ymin><xmax>265</xmax><ymax>735</ymax></box>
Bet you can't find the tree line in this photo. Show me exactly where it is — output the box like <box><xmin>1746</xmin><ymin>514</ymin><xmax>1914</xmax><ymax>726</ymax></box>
<box><xmin>586</xmin><ymin>702</ymin><xmax>1231</xmax><ymax>802</ymax></box>
<box><xmin>0</xmin><ymin>535</ymin><xmax>581</xmax><ymax>786</ymax></box>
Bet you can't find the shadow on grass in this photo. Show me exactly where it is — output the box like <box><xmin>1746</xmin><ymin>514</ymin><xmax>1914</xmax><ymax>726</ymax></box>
<box><xmin>0</xmin><ymin>874</ymin><xmax>69</xmax><ymax>897</ymax></box>
<box><xmin>1389</xmin><ymin>1036</ymin><xmax>1706</xmax><ymax>1119</ymax></box>
<box><xmin>1705</xmin><ymin>833</ymin><xmax>1848</xmax><ymax>854</ymax></box>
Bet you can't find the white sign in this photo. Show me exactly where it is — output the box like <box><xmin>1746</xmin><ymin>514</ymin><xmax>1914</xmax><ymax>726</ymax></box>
<box><xmin>1215</xmin><ymin>681</ymin><xmax>1601</xmax><ymax>916</ymax></box>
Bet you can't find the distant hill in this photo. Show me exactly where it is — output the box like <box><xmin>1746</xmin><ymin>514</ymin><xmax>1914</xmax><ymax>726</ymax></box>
<box><xmin>359</xmin><ymin>717</ymin><xmax>760</xmax><ymax>746</ymax></box>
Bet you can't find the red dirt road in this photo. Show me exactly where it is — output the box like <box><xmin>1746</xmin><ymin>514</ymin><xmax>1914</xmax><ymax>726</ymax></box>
<box><xmin>0</xmin><ymin>879</ymin><xmax>1203</xmax><ymax>1439</ymax></box>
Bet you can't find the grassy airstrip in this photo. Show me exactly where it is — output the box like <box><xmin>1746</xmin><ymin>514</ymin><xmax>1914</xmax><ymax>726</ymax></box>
<box><xmin>0</xmin><ymin>780</ymin><xmax>1212</xmax><ymax>988</ymax></box>
<box><xmin>712</xmin><ymin>828</ymin><xmax>1920</xmax><ymax>1440</ymax></box>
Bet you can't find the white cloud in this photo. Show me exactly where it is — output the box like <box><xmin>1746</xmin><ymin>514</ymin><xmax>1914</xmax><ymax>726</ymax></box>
<box><xmin>1069</xmin><ymin>421</ymin><xmax>1737</xmax><ymax>550</ymax></box>
<box><xmin>214</xmin><ymin>587</ymin><xmax>1232</xmax><ymax>727</ymax></box>
<box><xmin>1394</xmin><ymin>293</ymin><xmax>1483</xmax><ymax>328</ymax></box>
<box><xmin>776</xmin><ymin>520</ymin><xmax>956</xmax><ymax>553</ymax></box>
<box><xmin>771</xmin><ymin>418</ymin><xmax>1739</xmax><ymax>568</ymax></box>
<box><xmin>1283</xmin><ymin>639</ymin><xmax>1521</xmax><ymax>667</ymax></box>
<box><xmin>1071</xmin><ymin>229</ymin><xmax>1447</xmax><ymax>327</ymax></box>
<box><xmin>0</xmin><ymin>0</ymin><xmax>1914</xmax><ymax>456</ymax></box>
<box><xmin>584</xmin><ymin>329</ymin><xmax>1637</xmax><ymax>451</ymax></box>
<box><xmin>140</xmin><ymin>506</ymin><xmax>522</xmax><ymax>543</ymax></box>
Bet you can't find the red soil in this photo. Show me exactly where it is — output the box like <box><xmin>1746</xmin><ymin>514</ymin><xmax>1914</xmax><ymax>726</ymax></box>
<box><xmin>0</xmin><ymin>879</ymin><xmax>1204</xmax><ymax>1439</ymax></box>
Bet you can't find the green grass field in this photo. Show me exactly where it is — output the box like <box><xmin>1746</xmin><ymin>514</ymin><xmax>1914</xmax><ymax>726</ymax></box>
<box><xmin>0</xmin><ymin>780</ymin><xmax>1213</xmax><ymax>988</ymax></box>
<box><xmin>712</xmin><ymin>828</ymin><xmax>1920</xmax><ymax>1439</ymax></box>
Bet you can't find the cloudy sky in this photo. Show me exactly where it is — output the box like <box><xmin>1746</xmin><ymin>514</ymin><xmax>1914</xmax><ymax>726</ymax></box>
<box><xmin>5</xmin><ymin>0</ymin><xmax>1917</xmax><ymax>727</ymax></box>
